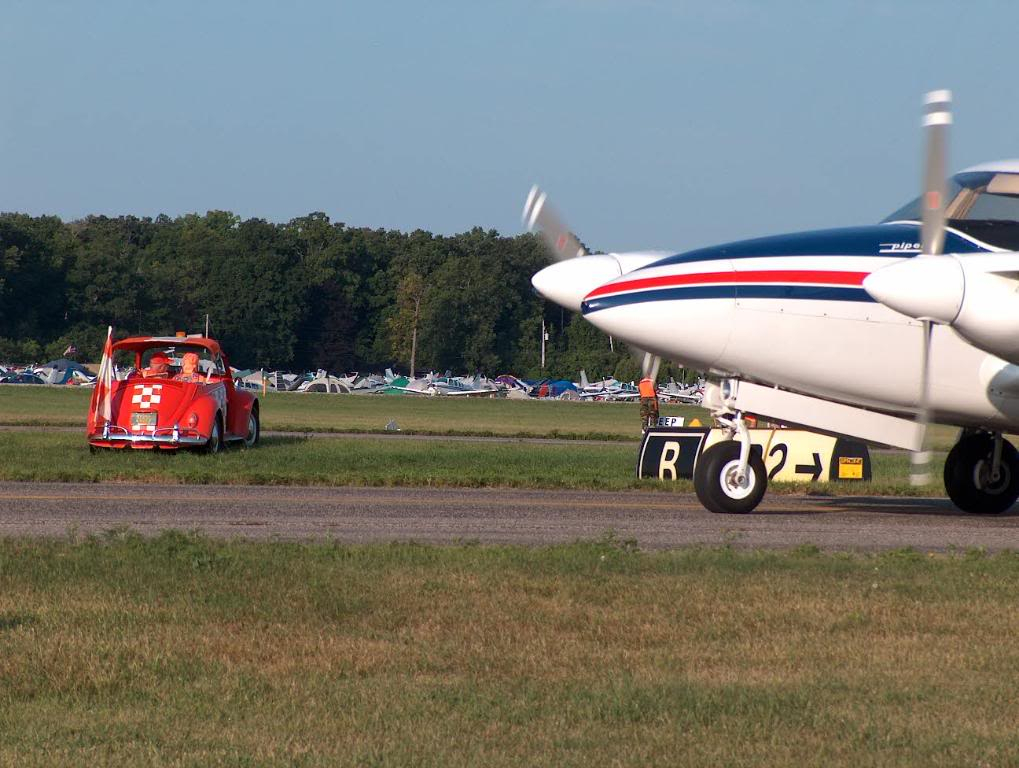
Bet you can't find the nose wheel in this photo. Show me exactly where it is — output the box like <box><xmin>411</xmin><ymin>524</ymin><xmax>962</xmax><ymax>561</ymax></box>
<box><xmin>944</xmin><ymin>432</ymin><xmax>1019</xmax><ymax>514</ymax></box>
<box><xmin>694</xmin><ymin>440</ymin><xmax>768</xmax><ymax>514</ymax></box>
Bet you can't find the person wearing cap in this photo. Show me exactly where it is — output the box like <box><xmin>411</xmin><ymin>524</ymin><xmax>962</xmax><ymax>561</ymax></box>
<box><xmin>143</xmin><ymin>353</ymin><xmax>170</xmax><ymax>378</ymax></box>
<box><xmin>639</xmin><ymin>376</ymin><xmax>659</xmax><ymax>430</ymax></box>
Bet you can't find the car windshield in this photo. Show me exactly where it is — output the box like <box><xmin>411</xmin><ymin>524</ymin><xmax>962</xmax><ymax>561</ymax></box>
<box><xmin>136</xmin><ymin>345</ymin><xmax>223</xmax><ymax>379</ymax></box>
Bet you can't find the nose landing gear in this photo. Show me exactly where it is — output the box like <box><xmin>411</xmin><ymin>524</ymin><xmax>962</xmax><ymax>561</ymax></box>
<box><xmin>693</xmin><ymin>409</ymin><xmax>768</xmax><ymax>514</ymax></box>
<box><xmin>694</xmin><ymin>438</ymin><xmax>768</xmax><ymax>514</ymax></box>
<box><xmin>944</xmin><ymin>431</ymin><xmax>1019</xmax><ymax>514</ymax></box>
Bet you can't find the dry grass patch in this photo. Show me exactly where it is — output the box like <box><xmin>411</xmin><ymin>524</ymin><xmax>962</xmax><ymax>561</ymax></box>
<box><xmin>2</xmin><ymin>535</ymin><xmax>1019</xmax><ymax>765</ymax></box>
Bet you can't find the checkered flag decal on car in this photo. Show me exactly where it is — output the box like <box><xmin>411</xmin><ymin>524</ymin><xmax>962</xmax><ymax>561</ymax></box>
<box><xmin>131</xmin><ymin>384</ymin><xmax>163</xmax><ymax>409</ymax></box>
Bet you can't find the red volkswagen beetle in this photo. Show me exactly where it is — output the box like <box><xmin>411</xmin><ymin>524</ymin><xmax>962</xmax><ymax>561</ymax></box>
<box><xmin>87</xmin><ymin>335</ymin><xmax>259</xmax><ymax>452</ymax></box>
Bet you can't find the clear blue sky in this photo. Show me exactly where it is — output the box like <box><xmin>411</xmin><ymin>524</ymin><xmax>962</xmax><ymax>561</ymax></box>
<box><xmin>2</xmin><ymin>0</ymin><xmax>1017</xmax><ymax>252</ymax></box>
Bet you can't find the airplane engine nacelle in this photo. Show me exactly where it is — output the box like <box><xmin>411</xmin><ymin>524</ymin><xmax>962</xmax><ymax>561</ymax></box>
<box><xmin>952</xmin><ymin>269</ymin><xmax>1019</xmax><ymax>365</ymax></box>
<box><xmin>864</xmin><ymin>253</ymin><xmax>1019</xmax><ymax>366</ymax></box>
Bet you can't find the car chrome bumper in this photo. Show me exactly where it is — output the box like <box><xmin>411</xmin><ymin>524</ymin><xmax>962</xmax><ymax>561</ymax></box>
<box><xmin>88</xmin><ymin>423</ymin><xmax>206</xmax><ymax>447</ymax></box>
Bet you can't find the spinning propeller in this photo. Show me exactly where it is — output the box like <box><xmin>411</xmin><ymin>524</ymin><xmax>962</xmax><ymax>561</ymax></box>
<box><xmin>912</xmin><ymin>90</ymin><xmax>953</xmax><ymax>485</ymax></box>
<box><xmin>864</xmin><ymin>90</ymin><xmax>952</xmax><ymax>484</ymax></box>
<box><xmin>523</xmin><ymin>186</ymin><xmax>588</xmax><ymax>262</ymax></box>
<box><xmin>523</xmin><ymin>186</ymin><xmax>662</xmax><ymax>383</ymax></box>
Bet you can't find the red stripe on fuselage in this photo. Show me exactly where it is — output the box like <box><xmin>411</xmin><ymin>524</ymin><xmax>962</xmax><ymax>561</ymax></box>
<box><xmin>584</xmin><ymin>270</ymin><xmax>869</xmax><ymax>300</ymax></box>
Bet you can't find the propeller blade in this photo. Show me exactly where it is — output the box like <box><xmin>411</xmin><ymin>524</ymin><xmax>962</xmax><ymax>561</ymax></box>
<box><xmin>910</xmin><ymin>91</ymin><xmax>950</xmax><ymax>486</ymax></box>
<box><xmin>911</xmin><ymin>320</ymin><xmax>933</xmax><ymax>486</ymax></box>
<box><xmin>630</xmin><ymin>346</ymin><xmax>660</xmax><ymax>382</ymax></box>
<box><xmin>921</xmin><ymin>90</ymin><xmax>951</xmax><ymax>258</ymax></box>
<box><xmin>522</xmin><ymin>186</ymin><xmax>588</xmax><ymax>262</ymax></box>
<box><xmin>643</xmin><ymin>351</ymin><xmax>661</xmax><ymax>382</ymax></box>
<box><xmin>522</xmin><ymin>186</ymin><xmax>661</xmax><ymax>384</ymax></box>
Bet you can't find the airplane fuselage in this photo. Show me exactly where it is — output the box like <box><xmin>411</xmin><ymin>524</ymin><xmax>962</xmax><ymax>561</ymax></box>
<box><xmin>580</xmin><ymin>222</ymin><xmax>1019</xmax><ymax>435</ymax></box>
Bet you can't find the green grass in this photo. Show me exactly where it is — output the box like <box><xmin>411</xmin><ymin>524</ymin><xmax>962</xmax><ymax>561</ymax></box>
<box><xmin>2</xmin><ymin>534</ymin><xmax>1019</xmax><ymax>766</ymax></box>
<box><xmin>0</xmin><ymin>432</ymin><xmax>642</xmax><ymax>490</ymax></box>
<box><xmin>0</xmin><ymin>386</ymin><xmax>953</xmax><ymax>493</ymax></box>
<box><xmin>0</xmin><ymin>431</ymin><xmax>946</xmax><ymax>495</ymax></box>
<box><xmin>0</xmin><ymin>386</ymin><xmax>703</xmax><ymax>440</ymax></box>
<box><xmin>0</xmin><ymin>383</ymin><xmax>972</xmax><ymax>448</ymax></box>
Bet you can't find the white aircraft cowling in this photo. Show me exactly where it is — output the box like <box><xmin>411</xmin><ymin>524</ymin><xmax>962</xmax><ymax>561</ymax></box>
<box><xmin>866</xmin><ymin>252</ymin><xmax>1019</xmax><ymax>366</ymax></box>
<box><xmin>530</xmin><ymin>251</ymin><xmax>669</xmax><ymax>313</ymax></box>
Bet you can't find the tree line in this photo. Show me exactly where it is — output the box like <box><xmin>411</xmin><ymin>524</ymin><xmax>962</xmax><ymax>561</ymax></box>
<box><xmin>0</xmin><ymin>211</ymin><xmax>689</xmax><ymax>382</ymax></box>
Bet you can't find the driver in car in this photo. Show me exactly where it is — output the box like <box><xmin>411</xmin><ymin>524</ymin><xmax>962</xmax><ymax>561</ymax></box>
<box><xmin>142</xmin><ymin>353</ymin><xmax>170</xmax><ymax>378</ymax></box>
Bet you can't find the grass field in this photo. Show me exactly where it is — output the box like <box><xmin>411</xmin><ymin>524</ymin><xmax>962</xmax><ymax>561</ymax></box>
<box><xmin>2</xmin><ymin>533</ymin><xmax>1018</xmax><ymax>766</ymax></box>
<box><xmin>0</xmin><ymin>384</ymin><xmax>971</xmax><ymax>448</ymax></box>
<box><xmin>0</xmin><ymin>431</ymin><xmax>945</xmax><ymax>495</ymax></box>
<box><xmin>0</xmin><ymin>386</ymin><xmax>952</xmax><ymax>493</ymax></box>
<box><xmin>0</xmin><ymin>386</ymin><xmax>704</xmax><ymax>440</ymax></box>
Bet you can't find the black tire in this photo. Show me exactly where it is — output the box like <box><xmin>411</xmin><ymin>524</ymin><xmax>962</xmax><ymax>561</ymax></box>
<box><xmin>693</xmin><ymin>440</ymin><xmax>768</xmax><ymax>514</ymax></box>
<box><xmin>205</xmin><ymin>415</ymin><xmax>223</xmax><ymax>455</ymax></box>
<box><xmin>944</xmin><ymin>434</ymin><xmax>1019</xmax><ymax>514</ymax></box>
<box><xmin>243</xmin><ymin>406</ymin><xmax>260</xmax><ymax>448</ymax></box>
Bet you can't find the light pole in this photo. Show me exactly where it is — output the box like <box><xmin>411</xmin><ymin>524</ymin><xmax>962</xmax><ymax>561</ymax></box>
<box><xmin>540</xmin><ymin>317</ymin><xmax>546</xmax><ymax>371</ymax></box>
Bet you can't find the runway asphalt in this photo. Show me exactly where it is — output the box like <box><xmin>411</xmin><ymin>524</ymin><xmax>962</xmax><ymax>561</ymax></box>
<box><xmin>2</xmin><ymin>481</ymin><xmax>1018</xmax><ymax>552</ymax></box>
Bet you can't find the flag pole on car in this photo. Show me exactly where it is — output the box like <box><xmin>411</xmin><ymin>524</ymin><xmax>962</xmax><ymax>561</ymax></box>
<box><xmin>88</xmin><ymin>326</ymin><xmax>114</xmax><ymax>434</ymax></box>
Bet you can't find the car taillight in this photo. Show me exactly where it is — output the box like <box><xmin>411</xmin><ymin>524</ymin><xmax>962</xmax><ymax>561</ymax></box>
<box><xmin>187</xmin><ymin>412</ymin><xmax>199</xmax><ymax>428</ymax></box>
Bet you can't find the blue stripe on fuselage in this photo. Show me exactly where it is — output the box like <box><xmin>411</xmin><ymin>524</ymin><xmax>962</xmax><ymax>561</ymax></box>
<box><xmin>581</xmin><ymin>285</ymin><xmax>872</xmax><ymax>315</ymax></box>
<box><xmin>642</xmin><ymin>223</ymin><xmax>988</xmax><ymax>270</ymax></box>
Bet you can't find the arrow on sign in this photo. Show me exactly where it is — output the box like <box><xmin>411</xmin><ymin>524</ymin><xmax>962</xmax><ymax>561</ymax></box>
<box><xmin>795</xmin><ymin>452</ymin><xmax>823</xmax><ymax>481</ymax></box>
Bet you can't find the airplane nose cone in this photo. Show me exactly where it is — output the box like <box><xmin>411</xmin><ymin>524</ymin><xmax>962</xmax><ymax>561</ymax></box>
<box><xmin>531</xmin><ymin>255</ymin><xmax>622</xmax><ymax>312</ymax></box>
<box><xmin>863</xmin><ymin>255</ymin><xmax>964</xmax><ymax>324</ymax></box>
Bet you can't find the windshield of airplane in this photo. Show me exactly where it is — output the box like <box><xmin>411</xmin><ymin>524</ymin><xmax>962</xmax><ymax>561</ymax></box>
<box><xmin>882</xmin><ymin>177</ymin><xmax>964</xmax><ymax>222</ymax></box>
<box><xmin>882</xmin><ymin>171</ymin><xmax>1019</xmax><ymax>248</ymax></box>
<box><xmin>965</xmin><ymin>190</ymin><xmax>1019</xmax><ymax>220</ymax></box>
<box><xmin>883</xmin><ymin>171</ymin><xmax>1019</xmax><ymax>224</ymax></box>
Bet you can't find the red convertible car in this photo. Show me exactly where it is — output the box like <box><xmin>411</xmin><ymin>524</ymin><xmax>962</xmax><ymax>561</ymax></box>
<box><xmin>87</xmin><ymin>335</ymin><xmax>259</xmax><ymax>452</ymax></box>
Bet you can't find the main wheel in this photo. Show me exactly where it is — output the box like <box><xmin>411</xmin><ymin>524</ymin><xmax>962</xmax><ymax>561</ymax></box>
<box><xmin>205</xmin><ymin>416</ymin><xmax>223</xmax><ymax>455</ymax></box>
<box><xmin>944</xmin><ymin>434</ymin><xmax>1019</xmax><ymax>514</ymax></box>
<box><xmin>243</xmin><ymin>407</ymin><xmax>260</xmax><ymax>448</ymax></box>
<box><xmin>694</xmin><ymin>440</ymin><xmax>768</xmax><ymax>514</ymax></box>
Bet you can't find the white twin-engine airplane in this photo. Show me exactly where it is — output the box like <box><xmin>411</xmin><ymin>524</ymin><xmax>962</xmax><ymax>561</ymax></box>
<box><xmin>524</xmin><ymin>91</ymin><xmax>1019</xmax><ymax>515</ymax></box>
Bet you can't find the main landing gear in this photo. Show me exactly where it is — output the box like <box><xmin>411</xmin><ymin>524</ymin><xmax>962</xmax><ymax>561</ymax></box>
<box><xmin>692</xmin><ymin>376</ymin><xmax>1019</xmax><ymax>515</ymax></box>
<box><xmin>944</xmin><ymin>431</ymin><xmax>1019</xmax><ymax>514</ymax></box>
<box><xmin>693</xmin><ymin>410</ymin><xmax>768</xmax><ymax>514</ymax></box>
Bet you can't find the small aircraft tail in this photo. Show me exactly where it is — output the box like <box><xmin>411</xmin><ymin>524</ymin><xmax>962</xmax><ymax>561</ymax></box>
<box><xmin>580</xmin><ymin>369</ymin><xmax>590</xmax><ymax>389</ymax></box>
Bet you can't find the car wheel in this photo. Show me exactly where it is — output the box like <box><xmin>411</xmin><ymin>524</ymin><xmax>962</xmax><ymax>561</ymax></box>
<box><xmin>205</xmin><ymin>416</ymin><xmax>223</xmax><ymax>455</ymax></box>
<box><xmin>693</xmin><ymin>440</ymin><xmax>768</xmax><ymax>514</ymax></box>
<box><xmin>243</xmin><ymin>408</ymin><xmax>260</xmax><ymax>448</ymax></box>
